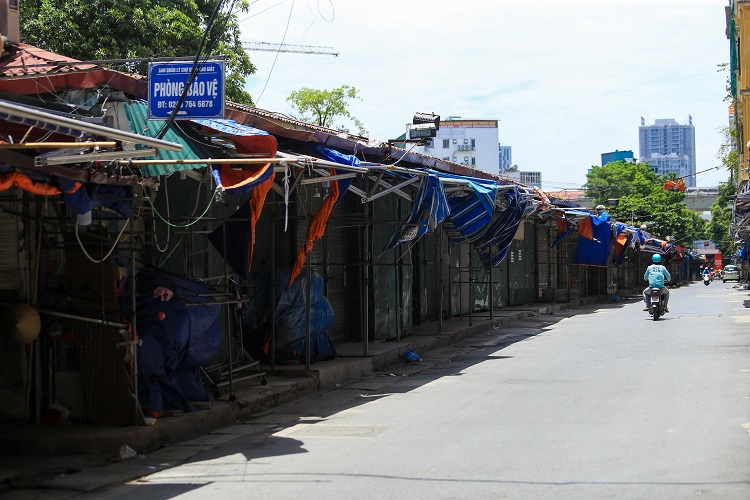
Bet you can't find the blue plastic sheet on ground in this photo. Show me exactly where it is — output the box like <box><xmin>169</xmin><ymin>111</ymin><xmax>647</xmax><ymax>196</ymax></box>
<box><xmin>120</xmin><ymin>269</ymin><xmax>222</xmax><ymax>415</ymax></box>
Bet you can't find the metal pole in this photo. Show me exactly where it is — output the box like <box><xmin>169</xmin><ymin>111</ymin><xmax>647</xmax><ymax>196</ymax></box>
<box><xmin>439</xmin><ymin>228</ymin><xmax>444</xmax><ymax>334</ymax></box>
<box><xmin>305</xmin><ymin>189</ymin><xmax>312</xmax><ymax>372</ymax></box>
<box><xmin>394</xmin><ymin>197</ymin><xmax>401</xmax><ymax>341</ymax></box>
<box><xmin>130</xmin><ymin>210</ymin><xmax>139</xmax><ymax>424</ymax></box>
<box><xmin>270</xmin><ymin>199</ymin><xmax>276</xmax><ymax>371</ymax></box>
<box><xmin>469</xmin><ymin>246</ymin><xmax>473</xmax><ymax>327</ymax></box>
<box><xmin>489</xmin><ymin>264</ymin><xmax>494</xmax><ymax>320</ymax></box>
<box><xmin>362</xmin><ymin>189</ymin><xmax>370</xmax><ymax>356</ymax></box>
<box><xmin>458</xmin><ymin>245</ymin><xmax>462</xmax><ymax>319</ymax></box>
<box><xmin>223</xmin><ymin>219</ymin><xmax>234</xmax><ymax>397</ymax></box>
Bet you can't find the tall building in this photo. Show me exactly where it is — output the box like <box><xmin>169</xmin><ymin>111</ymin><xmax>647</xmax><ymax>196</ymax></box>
<box><xmin>499</xmin><ymin>145</ymin><xmax>512</xmax><ymax>174</ymax></box>
<box><xmin>601</xmin><ymin>150</ymin><xmax>634</xmax><ymax>166</ymax></box>
<box><xmin>501</xmin><ymin>165</ymin><xmax>542</xmax><ymax>188</ymax></box>
<box><xmin>638</xmin><ymin>117</ymin><xmax>696</xmax><ymax>187</ymax></box>
<box><xmin>412</xmin><ymin>117</ymin><xmax>499</xmax><ymax>173</ymax></box>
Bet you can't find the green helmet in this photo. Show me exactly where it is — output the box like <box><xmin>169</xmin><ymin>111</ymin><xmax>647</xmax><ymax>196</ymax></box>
<box><xmin>652</xmin><ymin>254</ymin><xmax>662</xmax><ymax>263</ymax></box>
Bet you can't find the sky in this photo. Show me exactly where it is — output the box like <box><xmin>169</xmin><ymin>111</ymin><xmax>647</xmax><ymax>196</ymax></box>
<box><xmin>238</xmin><ymin>0</ymin><xmax>731</xmax><ymax>191</ymax></box>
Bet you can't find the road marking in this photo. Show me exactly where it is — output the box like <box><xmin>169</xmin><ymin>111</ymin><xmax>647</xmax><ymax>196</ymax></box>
<box><xmin>742</xmin><ymin>422</ymin><xmax>750</xmax><ymax>437</ymax></box>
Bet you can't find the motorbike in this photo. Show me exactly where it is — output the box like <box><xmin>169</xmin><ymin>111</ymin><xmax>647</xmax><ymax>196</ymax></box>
<box><xmin>703</xmin><ymin>274</ymin><xmax>711</xmax><ymax>286</ymax></box>
<box><xmin>647</xmin><ymin>287</ymin><xmax>666</xmax><ymax>320</ymax></box>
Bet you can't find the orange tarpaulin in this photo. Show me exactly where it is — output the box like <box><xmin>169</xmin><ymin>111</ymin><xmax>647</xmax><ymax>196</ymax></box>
<box><xmin>289</xmin><ymin>169</ymin><xmax>340</xmax><ymax>286</ymax></box>
<box><xmin>246</xmin><ymin>174</ymin><xmax>274</xmax><ymax>272</ymax></box>
<box><xmin>664</xmin><ymin>179</ymin><xmax>686</xmax><ymax>192</ymax></box>
<box><xmin>577</xmin><ymin>216</ymin><xmax>594</xmax><ymax>240</ymax></box>
<box><xmin>0</xmin><ymin>171</ymin><xmax>82</xmax><ymax>196</ymax></box>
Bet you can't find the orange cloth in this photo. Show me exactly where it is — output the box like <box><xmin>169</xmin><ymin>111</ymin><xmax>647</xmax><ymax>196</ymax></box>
<box><xmin>289</xmin><ymin>169</ymin><xmax>340</xmax><ymax>286</ymax></box>
<box><xmin>246</xmin><ymin>173</ymin><xmax>274</xmax><ymax>272</ymax></box>
<box><xmin>577</xmin><ymin>216</ymin><xmax>594</xmax><ymax>240</ymax></box>
<box><xmin>0</xmin><ymin>171</ymin><xmax>73</xmax><ymax>195</ymax></box>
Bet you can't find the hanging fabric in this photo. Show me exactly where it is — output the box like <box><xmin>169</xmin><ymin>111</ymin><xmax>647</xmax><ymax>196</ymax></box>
<box><xmin>383</xmin><ymin>174</ymin><xmax>449</xmax><ymax>251</ymax></box>
<box><xmin>474</xmin><ymin>186</ymin><xmax>528</xmax><ymax>268</ymax></box>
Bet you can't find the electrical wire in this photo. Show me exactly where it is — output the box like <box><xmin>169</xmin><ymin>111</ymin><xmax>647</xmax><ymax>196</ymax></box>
<box><xmin>239</xmin><ymin>0</ymin><xmax>290</xmax><ymax>22</ymax></box>
<box><xmin>144</xmin><ymin>183</ymin><xmax>219</xmax><ymax>228</ymax></box>
<box><xmin>75</xmin><ymin>218</ymin><xmax>130</xmax><ymax>264</ymax></box>
<box><xmin>156</xmin><ymin>0</ymin><xmax>228</xmax><ymax>140</ymax></box>
<box><xmin>255</xmin><ymin>0</ymin><xmax>296</xmax><ymax>105</ymax></box>
<box><xmin>317</xmin><ymin>0</ymin><xmax>335</xmax><ymax>22</ymax></box>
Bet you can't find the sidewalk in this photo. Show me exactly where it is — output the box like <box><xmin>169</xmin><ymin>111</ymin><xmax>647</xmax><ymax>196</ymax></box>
<box><xmin>0</xmin><ymin>297</ymin><xmax>622</xmax><ymax>494</ymax></box>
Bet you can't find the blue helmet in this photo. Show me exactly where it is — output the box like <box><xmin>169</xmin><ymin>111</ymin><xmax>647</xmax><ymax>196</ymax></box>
<box><xmin>652</xmin><ymin>254</ymin><xmax>662</xmax><ymax>263</ymax></box>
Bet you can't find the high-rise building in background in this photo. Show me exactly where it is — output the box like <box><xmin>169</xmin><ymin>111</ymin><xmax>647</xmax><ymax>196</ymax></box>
<box><xmin>499</xmin><ymin>145</ymin><xmax>512</xmax><ymax>174</ymax></box>
<box><xmin>638</xmin><ymin>117</ymin><xmax>696</xmax><ymax>187</ymax></box>
<box><xmin>601</xmin><ymin>150</ymin><xmax>634</xmax><ymax>166</ymax></box>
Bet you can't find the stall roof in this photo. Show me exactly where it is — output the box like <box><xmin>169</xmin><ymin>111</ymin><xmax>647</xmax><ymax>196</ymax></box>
<box><xmin>0</xmin><ymin>42</ymin><xmax>146</xmax><ymax>98</ymax></box>
<box><xmin>122</xmin><ymin>101</ymin><xmax>211</xmax><ymax>177</ymax></box>
<box><xmin>225</xmin><ymin>102</ymin><xmax>519</xmax><ymax>184</ymax></box>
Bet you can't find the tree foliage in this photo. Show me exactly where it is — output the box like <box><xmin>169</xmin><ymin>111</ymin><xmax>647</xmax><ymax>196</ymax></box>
<box><xmin>706</xmin><ymin>125</ymin><xmax>739</xmax><ymax>255</ymax></box>
<box><xmin>585</xmin><ymin>161</ymin><xmax>707</xmax><ymax>246</ymax></box>
<box><xmin>19</xmin><ymin>0</ymin><xmax>256</xmax><ymax>105</ymax></box>
<box><xmin>287</xmin><ymin>85</ymin><xmax>368</xmax><ymax>136</ymax></box>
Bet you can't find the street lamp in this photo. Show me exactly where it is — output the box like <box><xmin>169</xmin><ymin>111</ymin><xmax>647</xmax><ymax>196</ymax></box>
<box><xmin>409</xmin><ymin>112</ymin><xmax>440</xmax><ymax>140</ymax></box>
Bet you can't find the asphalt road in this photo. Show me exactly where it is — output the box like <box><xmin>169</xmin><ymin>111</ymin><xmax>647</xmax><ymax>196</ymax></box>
<box><xmin>91</xmin><ymin>282</ymin><xmax>750</xmax><ymax>500</ymax></box>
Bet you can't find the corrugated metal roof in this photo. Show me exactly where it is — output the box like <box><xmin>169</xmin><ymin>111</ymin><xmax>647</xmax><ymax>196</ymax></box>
<box><xmin>123</xmin><ymin>101</ymin><xmax>210</xmax><ymax>177</ymax></box>
<box><xmin>0</xmin><ymin>43</ymin><xmax>97</xmax><ymax>78</ymax></box>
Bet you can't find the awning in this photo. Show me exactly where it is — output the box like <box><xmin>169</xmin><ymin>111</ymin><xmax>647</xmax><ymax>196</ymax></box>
<box><xmin>122</xmin><ymin>101</ymin><xmax>209</xmax><ymax>177</ymax></box>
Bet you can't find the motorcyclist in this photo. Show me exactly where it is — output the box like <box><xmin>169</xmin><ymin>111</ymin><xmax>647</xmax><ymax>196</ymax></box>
<box><xmin>643</xmin><ymin>254</ymin><xmax>671</xmax><ymax>312</ymax></box>
<box><xmin>702</xmin><ymin>266</ymin><xmax>711</xmax><ymax>278</ymax></box>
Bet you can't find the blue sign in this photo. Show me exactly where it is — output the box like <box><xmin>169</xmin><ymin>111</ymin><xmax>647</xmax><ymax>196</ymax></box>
<box><xmin>148</xmin><ymin>61</ymin><xmax>225</xmax><ymax>120</ymax></box>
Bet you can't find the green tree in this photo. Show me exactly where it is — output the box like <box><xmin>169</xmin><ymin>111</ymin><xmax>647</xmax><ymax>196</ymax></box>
<box><xmin>706</xmin><ymin>181</ymin><xmax>735</xmax><ymax>254</ymax></box>
<box><xmin>20</xmin><ymin>0</ymin><xmax>255</xmax><ymax>105</ymax></box>
<box><xmin>286</xmin><ymin>85</ymin><xmax>368</xmax><ymax>136</ymax></box>
<box><xmin>702</xmin><ymin>121</ymin><xmax>740</xmax><ymax>256</ymax></box>
<box><xmin>585</xmin><ymin>161</ymin><xmax>707</xmax><ymax>246</ymax></box>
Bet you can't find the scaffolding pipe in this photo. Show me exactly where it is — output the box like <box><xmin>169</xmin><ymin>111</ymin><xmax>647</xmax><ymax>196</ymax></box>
<box><xmin>0</xmin><ymin>100</ymin><xmax>184</xmax><ymax>151</ymax></box>
<box><xmin>0</xmin><ymin>141</ymin><xmax>117</xmax><ymax>149</ymax></box>
<box><xmin>37</xmin><ymin>309</ymin><xmax>128</xmax><ymax>329</ymax></box>
<box><xmin>305</xmin><ymin>190</ymin><xmax>313</xmax><ymax>372</ymax></box>
<box><xmin>130</xmin><ymin>210</ymin><xmax>139</xmax><ymax>424</ymax></box>
<box><xmin>439</xmin><ymin>228</ymin><xmax>444</xmax><ymax>334</ymax></box>
<box><xmin>223</xmin><ymin>221</ymin><xmax>234</xmax><ymax>397</ymax></box>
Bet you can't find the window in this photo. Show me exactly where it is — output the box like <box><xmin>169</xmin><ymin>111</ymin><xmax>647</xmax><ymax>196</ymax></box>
<box><xmin>443</xmin><ymin>139</ymin><xmax>449</xmax><ymax>148</ymax></box>
<box><xmin>452</xmin><ymin>139</ymin><xmax>457</xmax><ymax>144</ymax></box>
<box><xmin>463</xmin><ymin>139</ymin><xmax>468</xmax><ymax>144</ymax></box>
<box><xmin>471</xmin><ymin>139</ymin><xmax>476</xmax><ymax>148</ymax></box>
<box><xmin>443</xmin><ymin>157</ymin><xmax>450</xmax><ymax>161</ymax></box>
<box><xmin>452</xmin><ymin>156</ymin><xmax>457</xmax><ymax>162</ymax></box>
<box><xmin>471</xmin><ymin>157</ymin><xmax>476</xmax><ymax>166</ymax></box>
<box><xmin>464</xmin><ymin>156</ymin><xmax>469</xmax><ymax>162</ymax></box>
<box><xmin>424</xmin><ymin>140</ymin><xmax>433</xmax><ymax>148</ymax></box>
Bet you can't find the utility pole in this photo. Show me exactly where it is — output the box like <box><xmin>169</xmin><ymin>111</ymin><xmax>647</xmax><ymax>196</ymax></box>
<box><xmin>241</xmin><ymin>41</ymin><xmax>339</xmax><ymax>57</ymax></box>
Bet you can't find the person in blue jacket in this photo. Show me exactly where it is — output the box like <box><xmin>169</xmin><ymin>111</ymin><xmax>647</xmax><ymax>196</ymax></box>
<box><xmin>643</xmin><ymin>254</ymin><xmax>671</xmax><ymax>312</ymax></box>
<box><xmin>595</xmin><ymin>204</ymin><xmax>611</xmax><ymax>222</ymax></box>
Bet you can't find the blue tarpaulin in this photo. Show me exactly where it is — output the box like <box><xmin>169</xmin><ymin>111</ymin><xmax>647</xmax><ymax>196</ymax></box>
<box><xmin>573</xmin><ymin>214</ymin><xmax>612</xmax><ymax>267</ymax></box>
<box><xmin>384</xmin><ymin>174</ymin><xmax>449</xmax><ymax>250</ymax></box>
<box><xmin>119</xmin><ymin>270</ymin><xmax>222</xmax><ymax>416</ymax></box>
<box><xmin>475</xmin><ymin>186</ymin><xmax>529</xmax><ymax>267</ymax></box>
<box><xmin>272</xmin><ymin>269</ymin><xmax>337</xmax><ymax>363</ymax></box>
